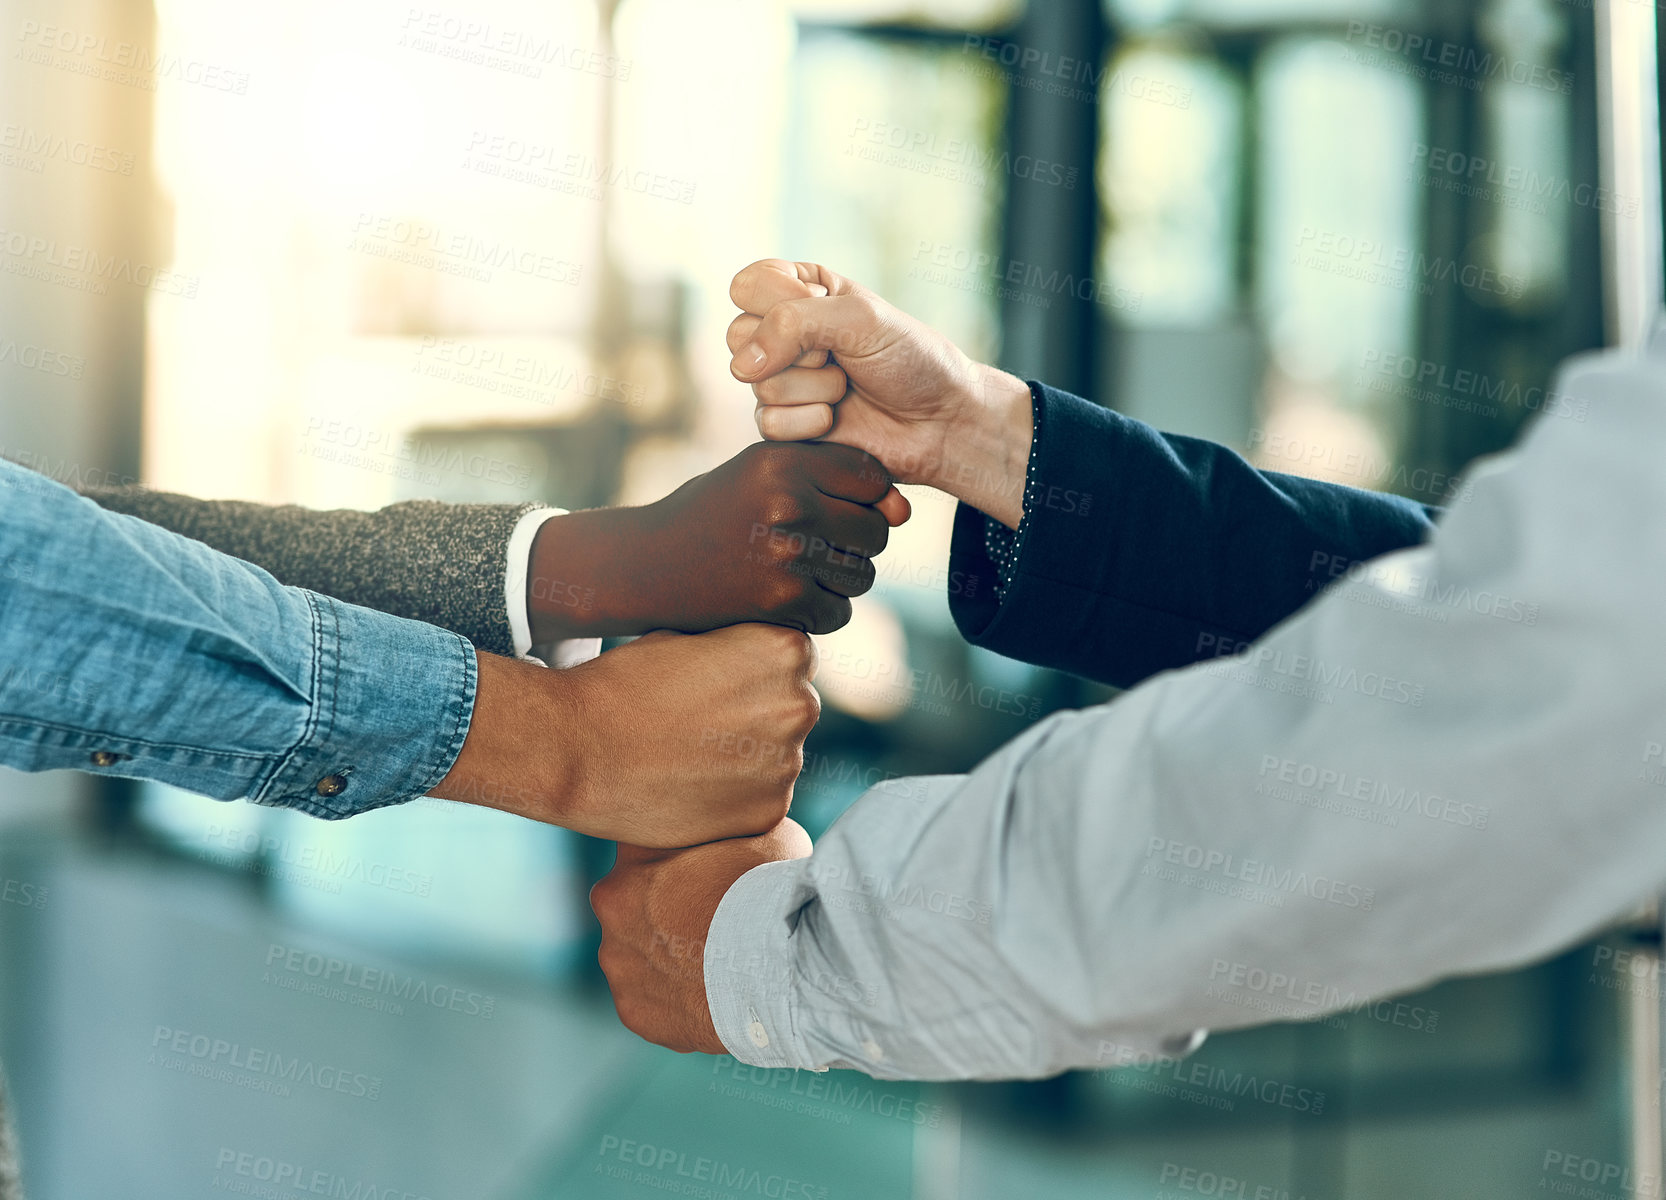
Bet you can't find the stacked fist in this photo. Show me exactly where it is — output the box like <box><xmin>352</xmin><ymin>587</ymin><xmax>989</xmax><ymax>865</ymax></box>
<box><xmin>588</xmin><ymin>259</ymin><xmax>1033</xmax><ymax>1054</ymax></box>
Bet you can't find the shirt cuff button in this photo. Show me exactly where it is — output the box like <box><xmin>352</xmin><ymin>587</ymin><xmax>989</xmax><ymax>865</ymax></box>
<box><xmin>315</xmin><ymin>774</ymin><xmax>349</xmax><ymax>798</ymax></box>
<box><xmin>748</xmin><ymin>1020</ymin><xmax>771</xmax><ymax>1050</ymax></box>
<box><xmin>89</xmin><ymin>751</ymin><xmax>124</xmax><ymax>767</ymax></box>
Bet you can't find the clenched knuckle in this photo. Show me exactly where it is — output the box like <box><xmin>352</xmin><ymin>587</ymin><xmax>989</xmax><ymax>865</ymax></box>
<box><xmin>763</xmin><ymin>495</ymin><xmax>806</xmax><ymax>529</ymax></box>
<box><xmin>754</xmin><ymin>573</ymin><xmax>799</xmax><ymax>612</ymax></box>
<box><xmin>773</xmin><ymin>747</ymin><xmax>804</xmax><ymax>785</ymax></box>
<box><xmin>768</xmin><ymin>788</ymin><xmax>795</xmax><ymax>825</ymax></box>
<box><xmin>729</xmin><ymin>263</ymin><xmax>761</xmax><ymax>308</ymax></box>
<box><xmin>753</xmin><ymin>374</ymin><xmax>790</xmax><ymax>405</ymax></box>
<box><xmin>764</xmin><ymin>624</ymin><xmax>810</xmax><ymax>660</ymax></box>
<box><xmin>588</xmin><ymin>881</ymin><xmax>614</xmax><ymax>921</ymax></box>
<box><xmin>726</xmin><ymin>313</ymin><xmax>758</xmax><ymax>352</ymax></box>
<box><xmin>813</xmin><ymin>597</ymin><xmax>853</xmax><ymax>634</ymax></box>
<box><xmin>789</xmin><ymin>629</ymin><xmax>817</xmax><ymax>668</ymax></box>
<box><xmin>764</xmin><ymin>545</ymin><xmax>798</xmax><ymax>580</ymax></box>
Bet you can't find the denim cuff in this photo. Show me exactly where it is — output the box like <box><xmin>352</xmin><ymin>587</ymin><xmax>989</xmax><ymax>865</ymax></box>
<box><xmin>251</xmin><ymin>592</ymin><xmax>478</xmax><ymax>819</ymax></box>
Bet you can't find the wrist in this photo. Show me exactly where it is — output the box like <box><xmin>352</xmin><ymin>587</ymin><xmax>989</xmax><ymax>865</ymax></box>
<box><xmin>527</xmin><ymin>507</ymin><xmax>665</xmax><ymax>641</ymax></box>
<box><xmin>929</xmin><ymin>365</ymin><xmax>1033</xmax><ymax>529</ymax></box>
<box><xmin>430</xmin><ymin>651</ymin><xmax>584</xmax><ymax>826</ymax></box>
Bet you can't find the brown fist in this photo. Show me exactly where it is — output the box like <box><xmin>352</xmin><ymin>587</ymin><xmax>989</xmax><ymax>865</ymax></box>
<box><xmin>593</xmin><ymin>819</ymin><xmax>813</xmax><ymax>1054</ymax></box>
<box><xmin>552</xmin><ymin>624</ymin><xmax>821</xmax><ymax>848</ymax></box>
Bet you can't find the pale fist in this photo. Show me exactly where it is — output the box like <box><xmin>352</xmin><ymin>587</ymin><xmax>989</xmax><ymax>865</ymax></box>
<box><xmin>726</xmin><ymin>259</ymin><xmax>993</xmax><ymax>488</ymax></box>
<box><xmin>556</xmin><ymin>625</ymin><xmax>819</xmax><ymax>848</ymax></box>
<box><xmin>593</xmin><ymin>818</ymin><xmax>813</xmax><ymax>1054</ymax></box>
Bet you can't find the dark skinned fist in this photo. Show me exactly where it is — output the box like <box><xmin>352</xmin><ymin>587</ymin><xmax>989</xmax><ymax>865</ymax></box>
<box><xmin>527</xmin><ymin>441</ymin><xmax>909</xmax><ymax>642</ymax></box>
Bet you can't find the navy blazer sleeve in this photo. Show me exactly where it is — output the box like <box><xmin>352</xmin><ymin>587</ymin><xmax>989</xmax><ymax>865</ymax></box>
<box><xmin>947</xmin><ymin>383</ymin><xmax>1440</xmax><ymax>690</ymax></box>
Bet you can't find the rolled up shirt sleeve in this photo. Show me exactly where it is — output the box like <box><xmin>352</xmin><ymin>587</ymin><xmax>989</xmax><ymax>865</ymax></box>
<box><xmin>706</xmin><ymin>343</ymin><xmax>1666</xmax><ymax>1081</ymax></box>
<box><xmin>705</xmin><ymin>738</ymin><xmax>1212</xmax><ymax>1081</ymax></box>
<box><xmin>0</xmin><ymin>460</ymin><xmax>476</xmax><ymax>819</ymax></box>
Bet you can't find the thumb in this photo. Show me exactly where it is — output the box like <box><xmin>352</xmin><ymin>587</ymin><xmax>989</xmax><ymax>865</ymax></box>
<box><xmin>877</xmin><ymin>486</ymin><xmax>912</xmax><ymax>527</ymax></box>
<box><xmin>731</xmin><ymin>295</ymin><xmax>875</xmax><ymax>384</ymax></box>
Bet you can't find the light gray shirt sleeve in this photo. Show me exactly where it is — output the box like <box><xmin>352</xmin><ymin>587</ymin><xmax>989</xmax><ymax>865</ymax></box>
<box><xmin>705</xmin><ymin>341</ymin><xmax>1666</xmax><ymax>1081</ymax></box>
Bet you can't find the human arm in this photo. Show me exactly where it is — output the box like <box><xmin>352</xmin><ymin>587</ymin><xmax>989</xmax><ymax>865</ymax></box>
<box><xmin>943</xmin><ymin>382</ymin><xmax>1438</xmax><ymax>689</ymax></box>
<box><xmin>77</xmin><ymin>486</ymin><xmax>557</xmax><ymax>660</ymax></box>
<box><xmin>727</xmin><ymin>260</ymin><xmax>1438</xmax><ymax>688</ymax></box>
<box><xmin>79</xmin><ymin>439</ymin><xmax>905</xmax><ymax>661</ymax></box>
<box><xmin>1</xmin><ymin>461</ymin><xmax>820</xmax><ymax>845</ymax></box>
<box><xmin>595</xmin><ymin>342</ymin><xmax>1666</xmax><ymax>1076</ymax></box>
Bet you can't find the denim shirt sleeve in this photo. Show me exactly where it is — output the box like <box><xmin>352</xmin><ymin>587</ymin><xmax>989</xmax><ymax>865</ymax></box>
<box><xmin>0</xmin><ymin>460</ymin><xmax>476</xmax><ymax>819</ymax></box>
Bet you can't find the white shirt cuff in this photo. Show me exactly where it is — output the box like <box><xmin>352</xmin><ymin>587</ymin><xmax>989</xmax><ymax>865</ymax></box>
<box><xmin>505</xmin><ymin>508</ymin><xmax>603</xmax><ymax>669</ymax></box>
<box><xmin>704</xmin><ymin>859</ymin><xmax>822</xmax><ymax>1070</ymax></box>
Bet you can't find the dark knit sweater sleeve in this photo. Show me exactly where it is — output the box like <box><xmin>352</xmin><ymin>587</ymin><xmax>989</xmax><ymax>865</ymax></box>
<box><xmin>80</xmin><ymin>487</ymin><xmax>536</xmax><ymax>658</ymax></box>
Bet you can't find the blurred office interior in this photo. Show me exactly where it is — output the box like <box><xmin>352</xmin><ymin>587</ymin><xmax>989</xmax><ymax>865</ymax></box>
<box><xmin>0</xmin><ymin>0</ymin><xmax>1648</xmax><ymax>1196</ymax></box>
